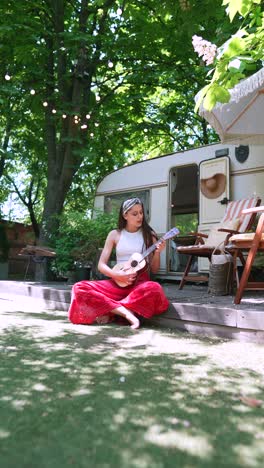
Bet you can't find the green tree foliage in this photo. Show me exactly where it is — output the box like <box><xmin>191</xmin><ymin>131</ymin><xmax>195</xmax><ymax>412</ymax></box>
<box><xmin>194</xmin><ymin>0</ymin><xmax>264</xmax><ymax>110</ymax></box>
<box><xmin>0</xmin><ymin>0</ymin><xmax>230</xmax><ymax>244</ymax></box>
<box><xmin>54</xmin><ymin>209</ymin><xmax>118</xmax><ymax>274</ymax></box>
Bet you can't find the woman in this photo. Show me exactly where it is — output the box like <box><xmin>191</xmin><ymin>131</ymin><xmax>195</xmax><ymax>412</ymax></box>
<box><xmin>68</xmin><ymin>198</ymin><xmax>169</xmax><ymax>329</ymax></box>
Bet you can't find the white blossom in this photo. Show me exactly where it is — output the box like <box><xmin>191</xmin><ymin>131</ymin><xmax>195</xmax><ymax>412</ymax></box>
<box><xmin>192</xmin><ymin>35</ymin><xmax>217</xmax><ymax>66</ymax></box>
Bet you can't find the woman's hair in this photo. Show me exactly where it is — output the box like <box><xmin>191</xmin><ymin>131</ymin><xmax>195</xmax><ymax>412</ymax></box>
<box><xmin>118</xmin><ymin>199</ymin><xmax>157</xmax><ymax>249</ymax></box>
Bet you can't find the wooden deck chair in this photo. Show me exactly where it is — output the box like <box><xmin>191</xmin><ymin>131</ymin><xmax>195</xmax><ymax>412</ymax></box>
<box><xmin>227</xmin><ymin>206</ymin><xmax>264</xmax><ymax>304</ymax></box>
<box><xmin>177</xmin><ymin>196</ymin><xmax>261</xmax><ymax>290</ymax></box>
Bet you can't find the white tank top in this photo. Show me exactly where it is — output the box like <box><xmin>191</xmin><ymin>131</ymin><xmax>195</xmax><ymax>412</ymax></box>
<box><xmin>116</xmin><ymin>229</ymin><xmax>145</xmax><ymax>263</ymax></box>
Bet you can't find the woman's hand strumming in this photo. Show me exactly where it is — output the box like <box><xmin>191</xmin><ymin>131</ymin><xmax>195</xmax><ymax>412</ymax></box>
<box><xmin>111</xmin><ymin>269</ymin><xmax>137</xmax><ymax>286</ymax></box>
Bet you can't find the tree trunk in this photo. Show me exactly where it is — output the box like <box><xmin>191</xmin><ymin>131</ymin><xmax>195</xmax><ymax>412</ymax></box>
<box><xmin>38</xmin><ymin>0</ymin><xmax>115</xmax><ymax>248</ymax></box>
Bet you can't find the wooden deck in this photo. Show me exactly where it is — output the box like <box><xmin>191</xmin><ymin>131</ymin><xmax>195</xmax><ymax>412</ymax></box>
<box><xmin>151</xmin><ymin>283</ymin><xmax>264</xmax><ymax>344</ymax></box>
<box><xmin>0</xmin><ymin>280</ymin><xmax>264</xmax><ymax>343</ymax></box>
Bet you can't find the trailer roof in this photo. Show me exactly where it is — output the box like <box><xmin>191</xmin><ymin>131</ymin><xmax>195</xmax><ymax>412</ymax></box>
<box><xmin>96</xmin><ymin>142</ymin><xmax>223</xmax><ymax>194</ymax></box>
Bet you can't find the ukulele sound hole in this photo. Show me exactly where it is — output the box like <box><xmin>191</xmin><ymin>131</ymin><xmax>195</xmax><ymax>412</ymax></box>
<box><xmin>131</xmin><ymin>260</ymin><xmax>138</xmax><ymax>268</ymax></box>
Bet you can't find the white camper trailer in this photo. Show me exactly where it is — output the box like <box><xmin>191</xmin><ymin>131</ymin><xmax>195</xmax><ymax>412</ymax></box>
<box><xmin>94</xmin><ymin>142</ymin><xmax>264</xmax><ymax>280</ymax></box>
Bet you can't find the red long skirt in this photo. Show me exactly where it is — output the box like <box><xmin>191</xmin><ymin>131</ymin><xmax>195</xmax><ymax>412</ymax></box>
<box><xmin>68</xmin><ymin>271</ymin><xmax>169</xmax><ymax>325</ymax></box>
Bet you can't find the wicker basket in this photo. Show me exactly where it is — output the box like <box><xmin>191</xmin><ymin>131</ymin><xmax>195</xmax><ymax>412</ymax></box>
<box><xmin>208</xmin><ymin>261</ymin><xmax>233</xmax><ymax>296</ymax></box>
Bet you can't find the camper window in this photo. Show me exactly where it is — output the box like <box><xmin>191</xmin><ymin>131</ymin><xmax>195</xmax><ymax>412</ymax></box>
<box><xmin>104</xmin><ymin>191</ymin><xmax>150</xmax><ymax>220</ymax></box>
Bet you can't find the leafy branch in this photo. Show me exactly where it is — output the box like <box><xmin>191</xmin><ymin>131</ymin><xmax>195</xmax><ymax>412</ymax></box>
<box><xmin>194</xmin><ymin>0</ymin><xmax>264</xmax><ymax>111</ymax></box>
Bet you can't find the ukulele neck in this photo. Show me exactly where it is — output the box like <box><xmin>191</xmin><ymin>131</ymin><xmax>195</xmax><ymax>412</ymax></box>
<box><xmin>139</xmin><ymin>237</ymin><xmax>164</xmax><ymax>264</ymax></box>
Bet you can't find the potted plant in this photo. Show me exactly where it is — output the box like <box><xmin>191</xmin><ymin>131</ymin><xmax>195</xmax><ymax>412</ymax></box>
<box><xmin>0</xmin><ymin>223</ymin><xmax>10</xmax><ymax>280</ymax></box>
<box><xmin>54</xmin><ymin>210</ymin><xmax>118</xmax><ymax>283</ymax></box>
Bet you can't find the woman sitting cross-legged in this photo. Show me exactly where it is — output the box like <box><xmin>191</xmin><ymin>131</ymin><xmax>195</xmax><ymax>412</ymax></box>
<box><xmin>68</xmin><ymin>198</ymin><xmax>169</xmax><ymax>330</ymax></box>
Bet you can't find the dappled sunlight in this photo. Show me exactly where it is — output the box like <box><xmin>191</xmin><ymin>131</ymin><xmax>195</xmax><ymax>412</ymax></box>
<box><xmin>113</xmin><ymin>410</ymin><xmax>127</xmax><ymax>426</ymax></box>
<box><xmin>237</xmin><ymin>418</ymin><xmax>264</xmax><ymax>446</ymax></box>
<box><xmin>233</xmin><ymin>404</ymin><xmax>259</xmax><ymax>414</ymax></box>
<box><xmin>21</xmin><ymin>359</ymin><xmax>50</xmax><ymax>367</ymax></box>
<box><xmin>120</xmin><ymin>449</ymin><xmax>155</xmax><ymax>468</ymax></box>
<box><xmin>11</xmin><ymin>399</ymin><xmax>31</xmax><ymax>411</ymax></box>
<box><xmin>106</xmin><ymin>330</ymin><xmax>264</xmax><ymax>377</ymax></box>
<box><xmin>238</xmin><ymin>420</ymin><xmax>264</xmax><ymax>436</ymax></box>
<box><xmin>70</xmin><ymin>389</ymin><xmax>91</xmax><ymax>397</ymax></box>
<box><xmin>82</xmin><ymin>405</ymin><xmax>93</xmax><ymax>413</ymax></box>
<box><xmin>106</xmin><ymin>329</ymin><xmax>157</xmax><ymax>349</ymax></box>
<box><xmin>1</xmin><ymin>306</ymin><xmax>264</xmax><ymax>467</ymax></box>
<box><xmin>32</xmin><ymin>383</ymin><xmax>51</xmax><ymax>392</ymax></box>
<box><xmin>107</xmin><ymin>390</ymin><xmax>126</xmax><ymax>399</ymax></box>
<box><xmin>242</xmin><ymin>298</ymin><xmax>264</xmax><ymax>305</ymax></box>
<box><xmin>144</xmin><ymin>424</ymin><xmax>213</xmax><ymax>457</ymax></box>
<box><xmin>234</xmin><ymin>440</ymin><xmax>264</xmax><ymax>467</ymax></box>
<box><xmin>0</xmin><ymin>429</ymin><xmax>10</xmax><ymax>439</ymax></box>
<box><xmin>206</xmin><ymin>340</ymin><xmax>264</xmax><ymax>373</ymax></box>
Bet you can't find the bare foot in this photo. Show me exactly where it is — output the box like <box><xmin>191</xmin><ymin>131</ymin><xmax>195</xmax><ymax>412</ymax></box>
<box><xmin>131</xmin><ymin>321</ymin><xmax>140</xmax><ymax>330</ymax></box>
<box><xmin>124</xmin><ymin>311</ymin><xmax>140</xmax><ymax>329</ymax></box>
<box><xmin>111</xmin><ymin>306</ymin><xmax>140</xmax><ymax>329</ymax></box>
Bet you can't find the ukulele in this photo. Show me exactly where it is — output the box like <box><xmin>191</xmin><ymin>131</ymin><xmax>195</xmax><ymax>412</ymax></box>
<box><xmin>112</xmin><ymin>227</ymin><xmax>179</xmax><ymax>287</ymax></box>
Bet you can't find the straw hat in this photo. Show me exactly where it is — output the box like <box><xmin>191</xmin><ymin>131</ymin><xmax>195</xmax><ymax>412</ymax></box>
<box><xmin>200</xmin><ymin>173</ymin><xmax>226</xmax><ymax>199</ymax></box>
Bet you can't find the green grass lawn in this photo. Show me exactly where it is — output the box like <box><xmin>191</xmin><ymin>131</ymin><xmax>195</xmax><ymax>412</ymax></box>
<box><xmin>0</xmin><ymin>306</ymin><xmax>264</xmax><ymax>468</ymax></box>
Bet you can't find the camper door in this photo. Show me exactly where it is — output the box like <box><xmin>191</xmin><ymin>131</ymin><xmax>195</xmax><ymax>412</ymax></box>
<box><xmin>199</xmin><ymin>156</ymin><xmax>230</xmax><ymax>226</ymax></box>
<box><xmin>198</xmin><ymin>155</ymin><xmax>230</xmax><ymax>272</ymax></box>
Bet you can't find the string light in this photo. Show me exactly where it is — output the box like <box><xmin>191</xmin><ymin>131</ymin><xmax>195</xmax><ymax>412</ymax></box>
<box><xmin>5</xmin><ymin>82</ymin><xmax>128</xmax><ymax>140</ymax></box>
<box><xmin>108</xmin><ymin>149</ymin><xmax>112</xmax><ymax>153</ymax></box>
<box><xmin>108</xmin><ymin>61</ymin><xmax>114</xmax><ymax>68</ymax></box>
<box><xmin>117</xmin><ymin>8</ymin><xmax>122</xmax><ymax>15</ymax></box>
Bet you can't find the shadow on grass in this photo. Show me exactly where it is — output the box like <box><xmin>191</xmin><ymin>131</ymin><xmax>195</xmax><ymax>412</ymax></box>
<box><xmin>0</xmin><ymin>308</ymin><xmax>264</xmax><ymax>468</ymax></box>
